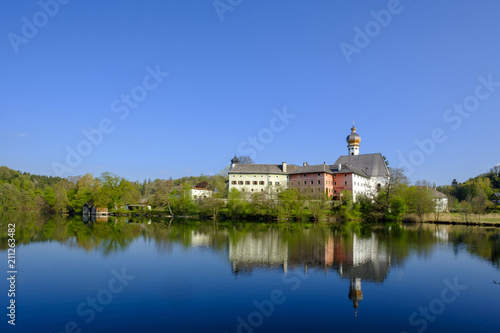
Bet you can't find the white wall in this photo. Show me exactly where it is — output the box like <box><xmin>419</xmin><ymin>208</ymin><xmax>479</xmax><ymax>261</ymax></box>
<box><xmin>352</xmin><ymin>173</ymin><xmax>372</xmax><ymax>202</ymax></box>
<box><xmin>228</xmin><ymin>173</ymin><xmax>288</xmax><ymax>197</ymax></box>
<box><xmin>190</xmin><ymin>189</ymin><xmax>212</xmax><ymax>199</ymax></box>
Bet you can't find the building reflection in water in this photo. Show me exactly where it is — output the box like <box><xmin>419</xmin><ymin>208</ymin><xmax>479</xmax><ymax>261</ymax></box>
<box><xmin>229</xmin><ymin>231</ymin><xmax>289</xmax><ymax>274</ymax></box>
<box><xmin>227</xmin><ymin>229</ymin><xmax>391</xmax><ymax>313</ymax></box>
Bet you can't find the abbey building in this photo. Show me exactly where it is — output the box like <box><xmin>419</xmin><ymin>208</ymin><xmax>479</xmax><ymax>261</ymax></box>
<box><xmin>227</xmin><ymin>124</ymin><xmax>390</xmax><ymax>202</ymax></box>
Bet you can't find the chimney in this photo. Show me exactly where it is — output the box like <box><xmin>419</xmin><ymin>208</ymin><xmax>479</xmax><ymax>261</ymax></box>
<box><xmin>338</xmin><ymin>163</ymin><xmax>342</xmax><ymax>171</ymax></box>
<box><xmin>282</xmin><ymin>162</ymin><xmax>287</xmax><ymax>173</ymax></box>
<box><xmin>303</xmin><ymin>162</ymin><xmax>308</xmax><ymax>167</ymax></box>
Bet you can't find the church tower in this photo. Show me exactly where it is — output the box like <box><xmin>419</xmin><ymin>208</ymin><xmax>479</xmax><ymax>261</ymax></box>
<box><xmin>348</xmin><ymin>277</ymin><xmax>363</xmax><ymax>316</ymax></box>
<box><xmin>346</xmin><ymin>122</ymin><xmax>361</xmax><ymax>156</ymax></box>
<box><xmin>230</xmin><ymin>155</ymin><xmax>240</xmax><ymax>170</ymax></box>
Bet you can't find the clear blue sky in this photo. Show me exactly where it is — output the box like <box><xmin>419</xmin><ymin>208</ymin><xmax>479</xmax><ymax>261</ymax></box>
<box><xmin>1</xmin><ymin>0</ymin><xmax>499</xmax><ymax>185</ymax></box>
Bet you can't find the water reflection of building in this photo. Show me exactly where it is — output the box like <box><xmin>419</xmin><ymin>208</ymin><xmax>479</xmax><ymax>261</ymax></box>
<box><xmin>336</xmin><ymin>234</ymin><xmax>391</xmax><ymax>314</ymax></box>
<box><xmin>191</xmin><ymin>231</ymin><xmax>212</xmax><ymax>247</ymax></box>
<box><xmin>228</xmin><ymin>231</ymin><xmax>288</xmax><ymax>274</ymax></box>
<box><xmin>227</xmin><ymin>229</ymin><xmax>391</xmax><ymax>312</ymax></box>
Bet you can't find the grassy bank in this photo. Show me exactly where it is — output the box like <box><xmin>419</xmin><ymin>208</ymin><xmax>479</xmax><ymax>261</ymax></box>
<box><xmin>403</xmin><ymin>212</ymin><xmax>500</xmax><ymax>226</ymax></box>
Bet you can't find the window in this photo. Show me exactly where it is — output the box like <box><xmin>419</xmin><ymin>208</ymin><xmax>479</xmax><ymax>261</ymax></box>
<box><xmin>311</xmin><ymin>180</ymin><xmax>313</xmax><ymax>185</ymax></box>
<box><xmin>261</xmin><ymin>189</ymin><xmax>264</xmax><ymax>192</ymax></box>
<box><xmin>334</xmin><ymin>182</ymin><xmax>336</xmax><ymax>185</ymax></box>
<box><xmin>253</xmin><ymin>181</ymin><xmax>258</xmax><ymax>185</ymax></box>
<box><xmin>275</xmin><ymin>182</ymin><xmax>280</xmax><ymax>185</ymax></box>
<box><xmin>231</xmin><ymin>181</ymin><xmax>236</xmax><ymax>184</ymax></box>
<box><xmin>304</xmin><ymin>181</ymin><xmax>306</xmax><ymax>185</ymax></box>
<box><xmin>259</xmin><ymin>181</ymin><xmax>264</xmax><ymax>185</ymax></box>
<box><xmin>251</xmin><ymin>189</ymin><xmax>254</xmax><ymax>191</ymax></box>
<box><xmin>318</xmin><ymin>173</ymin><xmax>320</xmax><ymax>176</ymax></box>
<box><xmin>344</xmin><ymin>174</ymin><xmax>347</xmax><ymax>177</ymax></box>
<box><xmin>304</xmin><ymin>174</ymin><xmax>306</xmax><ymax>177</ymax></box>
<box><xmin>345</xmin><ymin>181</ymin><xmax>347</xmax><ymax>185</ymax></box>
<box><xmin>245</xmin><ymin>181</ymin><xmax>250</xmax><ymax>185</ymax></box>
<box><xmin>238</xmin><ymin>181</ymin><xmax>243</xmax><ymax>185</ymax></box>
<box><xmin>269</xmin><ymin>182</ymin><xmax>272</xmax><ymax>185</ymax></box>
<box><xmin>318</xmin><ymin>180</ymin><xmax>321</xmax><ymax>184</ymax></box>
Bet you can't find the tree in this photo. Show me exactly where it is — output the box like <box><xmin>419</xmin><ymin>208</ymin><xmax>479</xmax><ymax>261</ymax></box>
<box><xmin>414</xmin><ymin>179</ymin><xmax>433</xmax><ymax>187</ymax></box>
<box><xmin>278</xmin><ymin>188</ymin><xmax>299</xmax><ymax>220</ymax></box>
<box><xmin>150</xmin><ymin>179</ymin><xmax>175</xmax><ymax>215</ymax></box>
<box><xmin>53</xmin><ymin>182</ymin><xmax>70</xmax><ymax>213</ymax></box>
<box><xmin>227</xmin><ymin>188</ymin><xmax>247</xmax><ymax>219</ymax></box>
<box><xmin>386</xmin><ymin>197</ymin><xmax>406</xmax><ymax>221</ymax></box>
<box><xmin>337</xmin><ymin>190</ymin><xmax>359</xmax><ymax>221</ymax></box>
<box><xmin>94</xmin><ymin>172</ymin><xmax>139</xmax><ymax>210</ymax></box>
<box><xmin>170</xmin><ymin>183</ymin><xmax>196</xmax><ymax>216</ymax></box>
<box><xmin>459</xmin><ymin>200</ymin><xmax>473</xmax><ymax>222</ymax></box>
<box><xmin>471</xmin><ymin>192</ymin><xmax>491</xmax><ymax>222</ymax></box>
<box><xmin>238</xmin><ymin>156</ymin><xmax>254</xmax><ymax>164</ymax></box>
<box><xmin>208</xmin><ymin>171</ymin><xmax>228</xmax><ymax>198</ymax></box>
<box><xmin>309</xmin><ymin>193</ymin><xmax>329</xmax><ymax>221</ymax></box>
<box><xmin>382</xmin><ymin>155</ymin><xmax>389</xmax><ymax>166</ymax></box>
<box><xmin>405</xmin><ymin>186</ymin><xmax>435</xmax><ymax>222</ymax></box>
<box><xmin>198</xmin><ymin>194</ymin><xmax>225</xmax><ymax>221</ymax></box>
<box><xmin>0</xmin><ymin>183</ymin><xmax>21</xmax><ymax>211</ymax></box>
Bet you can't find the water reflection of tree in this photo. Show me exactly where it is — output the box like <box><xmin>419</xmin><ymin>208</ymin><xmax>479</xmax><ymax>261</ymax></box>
<box><xmin>1</xmin><ymin>214</ymin><xmax>499</xmax><ymax>269</ymax></box>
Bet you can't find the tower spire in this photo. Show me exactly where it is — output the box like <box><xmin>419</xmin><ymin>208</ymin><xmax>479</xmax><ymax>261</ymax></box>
<box><xmin>346</xmin><ymin>123</ymin><xmax>361</xmax><ymax>156</ymax></box>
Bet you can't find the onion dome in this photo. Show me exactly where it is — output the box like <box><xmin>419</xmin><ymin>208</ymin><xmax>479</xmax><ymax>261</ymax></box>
<box><xmin>346</xmin><ymin>123</ymin><xmax>361</xmax><ymax>146</ymax></box>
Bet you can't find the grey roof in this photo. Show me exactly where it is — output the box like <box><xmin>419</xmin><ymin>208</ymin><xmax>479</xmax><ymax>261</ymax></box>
<box><xmin>415</xmin><ymin>186</ymin><xmax>448</xmax><ymax>199</ymax></box>
<box><xmin>229</xmin><ymin>164</ymin><xmax>298</xmax><ymax>174</ymax></box>
<box><xmin>334</xmin><ymin>153</ymin><xmax>390</xmax><ymax>178</ymax></box>
<box><xmin>230</xmin><ymin>162</ymin><xmax>372</xmax><ymax>178</ymax></box>
<box><xmin>331</xmin><ymin>163</ymin><xmax>370</xmax><ymax>178</ymax></box>
<box><xmin>288</xmin><ymin>163</ymin><xmax>332</xmax><ymax>174</ymax></box>
<box><xmin>231</xmin><ymin>155</ymin><xmax>240</xmax><ymax>164</ymax></box>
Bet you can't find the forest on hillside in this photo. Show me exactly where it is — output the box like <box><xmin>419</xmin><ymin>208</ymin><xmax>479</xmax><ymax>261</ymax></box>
<box><xmin>0</xmin><ymin>164</ymin><xmax>498</xmax><ymax>222</ymax></box>
<box><xmin>0</xmin><ymin>165</ymin><xmax>227</xmax><ymax>214</ymax></box>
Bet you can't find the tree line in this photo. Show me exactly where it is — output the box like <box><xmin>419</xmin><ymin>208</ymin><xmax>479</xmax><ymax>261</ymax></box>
<box><xmin>1</xmin><ymin>164</ymin><xmax>498</xmax><ymax>222</ymax></box>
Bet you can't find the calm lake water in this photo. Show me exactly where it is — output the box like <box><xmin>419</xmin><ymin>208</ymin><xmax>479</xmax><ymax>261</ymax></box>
<box><xmin>1</xmin><ymin>214</ymin><xmax>499</xmax><ymax>333</ymax></box>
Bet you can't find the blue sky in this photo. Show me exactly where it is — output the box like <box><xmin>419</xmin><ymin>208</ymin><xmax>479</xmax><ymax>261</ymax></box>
<box><xmin>1</xmin><ymin>0</ymin><xmax>499</xmax><ymax>185</ymax></box>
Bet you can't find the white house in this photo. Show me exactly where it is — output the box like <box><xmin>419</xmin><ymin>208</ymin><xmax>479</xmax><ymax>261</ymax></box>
<box><xmin>190</xmin><ymin>181</ymin><xmax>213</xmax><ymax>199</ymax></box>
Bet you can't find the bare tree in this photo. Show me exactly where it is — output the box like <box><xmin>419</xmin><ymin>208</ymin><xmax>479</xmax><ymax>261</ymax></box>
<box><xmin>238</xmin><ymin>156</ymin><xmax>254</xmax><ymax>164</ymax></box>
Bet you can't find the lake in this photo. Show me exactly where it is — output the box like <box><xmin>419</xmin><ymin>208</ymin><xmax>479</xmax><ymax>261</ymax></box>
<box><xmin>1</xmin><ymin>214</ymin><xmax>499</xmax><ymax>333</ymax></box>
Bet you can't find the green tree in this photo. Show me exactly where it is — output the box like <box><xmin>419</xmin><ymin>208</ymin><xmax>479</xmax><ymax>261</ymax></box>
<box><xmin>150</xmin><ymin>179</ymin><xmax>175</xmax><ymax>215</ymax></box>
<box><xmin>309</xmin><ymin>193</ymin><xmax>329</xmax><ymax>221</ymax></box>
<box><xmin>405</xmin><ymin>186</ymin><xmax>435</xmax><ymax>222</ymax></box>
<box><xmin>0</xmin><ymin>183</ymin><xmax>21</xmax><ymax>211</ymax></box>
<box><xmin>278</xmin><ymin>188</ymin><xmax>299</xmax><ymax>220</ymax></box>
<box><xmin>227</xmin><ymin>188</ymin><xmax>247</xmax><ymax>219</ymax></box>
